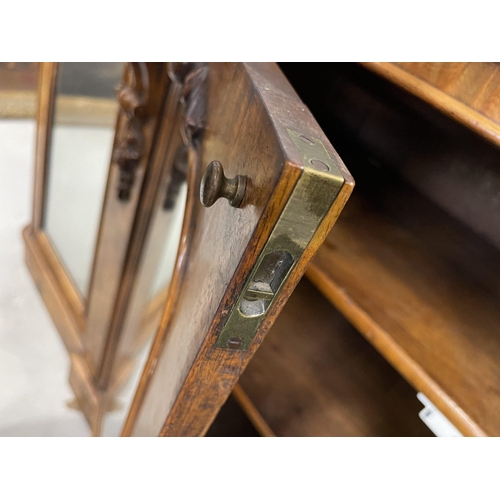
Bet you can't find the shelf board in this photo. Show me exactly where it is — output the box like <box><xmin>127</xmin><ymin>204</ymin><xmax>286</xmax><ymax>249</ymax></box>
<box><xmin>238</xmin><ymin>278</ymin><xmax>432</xmax><ymax>437</ymax></box>
<box><xmin>306</xmin><ymin>186</ymin><xmax>500</xmax><ymax>437</ymax></box>
<box><xmin>363</xmin><ymin>62</ymin><xmax>500</xmax><ymax>149</ymax></box>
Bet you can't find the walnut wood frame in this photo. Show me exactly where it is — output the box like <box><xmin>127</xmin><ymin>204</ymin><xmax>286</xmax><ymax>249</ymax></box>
<box><xmin>24</xmin><ymin>62</ymin><xmax>175</xmax><ymax>435</ymax></box>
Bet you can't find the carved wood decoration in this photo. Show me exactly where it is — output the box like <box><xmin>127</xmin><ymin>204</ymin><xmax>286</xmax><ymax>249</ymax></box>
<box><xmin>67</xmin><ymin>63</ymin><xmax>170</xmax><ymax>435</ymax></box>
<box><xmin>168</xmin><ymin>62</ymin><xmax>208</xmax><ymax>148</ymax></box>
<box><xmin>162</xmin><ymin>63</ymin><xmax>208</xmax><ymax>211</ymax></box>
<box><xmin>113</xmin><ymin>62</ymin><xmax>150</xmax><ymax>201</ymax></box>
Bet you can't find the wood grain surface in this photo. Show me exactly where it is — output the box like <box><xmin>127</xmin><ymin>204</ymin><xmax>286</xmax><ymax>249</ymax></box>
<box><xmin>281</xmin><ymin>63</ymin><xmax>500</xmax><ymax>253</ymax></box>
<box><xmin>307</xmin><ymin>180</ymin><xmax>500</xmax><ymax>436</ymax></box>
<box><xmin>364</xmin><ymin>62</ymin><xmax>500</xmax><ymax>148</ymax></box>
<box><xmin>239</xmin><ymin>278</ymin><xmax>432</xmax><ymax>436</ymax></box>
<box><xmin>277</xmin><ymin>62</ymin><xmax>500</xmax><ymax>437</ymax></box>
<box><xmin>96</xmin><ymin>70</ymin><xmax>180</xmax><ymax>391</ymax></box>
<box><xmin>122</xmin><ymin>62</ymin><xmax>353</xmax><ymax>436</ymax></box>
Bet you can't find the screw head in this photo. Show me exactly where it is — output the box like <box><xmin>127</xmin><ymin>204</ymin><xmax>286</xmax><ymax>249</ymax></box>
<box><xmin>227</xmin><ymin>337</ymin><xmax>243</xmax><ymax>349</ymax></box>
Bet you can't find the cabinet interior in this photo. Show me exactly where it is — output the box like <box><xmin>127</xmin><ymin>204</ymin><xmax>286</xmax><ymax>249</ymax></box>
<box><xmin>225</xmin><ymin>63</ymin><xmax>500</xmax><ymax>437</ymax></box>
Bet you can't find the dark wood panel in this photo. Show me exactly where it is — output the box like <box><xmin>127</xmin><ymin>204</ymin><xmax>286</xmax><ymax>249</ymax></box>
<box><xmin>239</xmin><ymin>278</ymin><xmax>432</xmax><ymax>437</ymax></box>
<box><xmin>280</xmin><ymin>63</ymin><xmax>500</xmax><ymax>253</ymax></box>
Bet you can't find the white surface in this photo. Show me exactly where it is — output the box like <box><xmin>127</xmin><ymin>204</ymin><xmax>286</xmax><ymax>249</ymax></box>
<box><xmin>0</xmin><ymin>119</ymin><xmax>132</xmax><ymax>436</ymax></box>
<box><xmin>44</xmin><ymin>124</ymin><xmax>114</xmax><ymax>298</ymax></box>
<box><xmin>417</xmin><ymin>392</ymin><xmax>462</xmax><ymax>437</ymax></box>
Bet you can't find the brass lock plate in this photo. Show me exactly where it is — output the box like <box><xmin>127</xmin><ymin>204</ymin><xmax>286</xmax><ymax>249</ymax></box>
<box><xmin>216</xmin><ymin>130</ymin><xmax>345</xmax><ymax>350</ymax></box>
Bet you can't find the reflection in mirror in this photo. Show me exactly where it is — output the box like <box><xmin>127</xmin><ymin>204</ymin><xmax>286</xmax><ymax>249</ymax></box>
<box><xmin>150</xmin><ymin>182</ymin><xmax>188</xmax><ymax>298</ymax></box>
<box><xmin>102</xmin><ymin>144</ymin><xmax>189</xmax><ymax>435</ymax></box>
<box><xmin>150</xmin><ymin>149</ymin><xmax>188</xmax><ymax>300</ymax></box>
<box><xmin>44</xmin><ymin>62</ymin><xmax>124</xmax><ymax>299</ymax></box>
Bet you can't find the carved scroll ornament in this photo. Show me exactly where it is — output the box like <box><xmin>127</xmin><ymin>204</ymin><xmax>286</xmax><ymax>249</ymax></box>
<box><xmin>162</xmin><ymin>63</ymin><xmax>208</xmax><ymax>211</ymax></box>
<box><xmin>112</xmin><ymin>62</ymin><xmax>150</xmax><ymax>202</ymax></box>
<box><xmin>167</xmin><ymin>62</ymin><xmax>208</xmax><ymax>148</ymax></box>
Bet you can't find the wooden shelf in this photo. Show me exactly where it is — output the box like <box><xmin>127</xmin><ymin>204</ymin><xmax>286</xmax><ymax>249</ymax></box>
<box><xmin>238</xmin><ymin>278</ymin><xmax>432</xmax><ymax>437</ymax></box>
<box><xmin>363</xmin><ymin>62</ymin><xmax>500</xmax><ymax>149</ymax></box>
<box><xmin>306</xmin><ymin>183</ymin><xmax>500</xmax><ymax>437</ymax></box>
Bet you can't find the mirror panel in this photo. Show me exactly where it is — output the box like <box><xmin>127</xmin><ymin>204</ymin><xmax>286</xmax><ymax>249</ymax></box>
<box><xmin>149</xmin><ymin>181</ymin><xmax>187</xmax><ymax>300</ymax></box>
<box><xmin>43</xmin><ymin>62</ymin><xmax>123</xmax><ymax>299</ymax></box>
<box><xmin>103</xmin><ymin>150</ymin><xmax>189</xmax><ymax>436</ymax></box>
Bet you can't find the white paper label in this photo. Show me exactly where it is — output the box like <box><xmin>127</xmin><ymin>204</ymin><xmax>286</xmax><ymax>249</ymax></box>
<box><xmin>417</xmin><ymin>393</ymin><xmax>462</xmax><ymax>437</ymax></box>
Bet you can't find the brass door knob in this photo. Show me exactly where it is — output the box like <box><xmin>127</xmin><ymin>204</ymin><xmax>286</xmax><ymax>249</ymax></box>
<box><xmin>200</xmin><ymin>161</ymin><xmax>247</xmax><ymax>208</ymax></box>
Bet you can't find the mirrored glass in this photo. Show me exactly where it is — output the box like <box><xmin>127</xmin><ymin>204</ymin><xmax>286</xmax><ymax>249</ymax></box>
<box><xmin>103</xmin><ymin>153</ymin><xmax>188</xmax><ymax>436</ymax></box>
<box><xmin>44</xmin><ymin>62</ymin><xmax>124</xmax><ymax>298</ymax></box>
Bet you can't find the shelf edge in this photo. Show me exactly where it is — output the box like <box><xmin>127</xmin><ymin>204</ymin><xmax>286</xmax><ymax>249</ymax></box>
<box><xmin>305</xmin><ymin>263</ymin><xmax>486</xmax><ymax>437</ymax></box>
<box><xmin>362</xmin><ymin>62</ymin><xmax>500</xmax><ymax>150</ymax></box>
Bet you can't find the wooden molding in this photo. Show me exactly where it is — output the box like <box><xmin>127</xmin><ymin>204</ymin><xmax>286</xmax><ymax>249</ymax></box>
<box><xmin>23</xmin><ymin>225</ymin><xmax>83</xmax><ymax>354</ymax></box>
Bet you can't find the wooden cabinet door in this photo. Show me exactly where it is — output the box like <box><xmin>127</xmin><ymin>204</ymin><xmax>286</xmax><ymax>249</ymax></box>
<box><xmin>122</xmin><ymin>63</ymin><xmax>354</xmax><ymax>436</ymax></box>
<box><xmin>24</xmin><ymin>62</ymin><xmax>172</xmax><ymax>435</ymax></box>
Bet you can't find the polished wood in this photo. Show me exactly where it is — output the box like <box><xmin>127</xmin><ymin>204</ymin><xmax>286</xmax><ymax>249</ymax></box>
<box><xmin>239</xmin><ymin>278</ymin><xmax>432</xmax><ymax>437</ymax></box>
<box><xmin>23</xmin><ymin>226</ymin><xmax>83</xmax><ymax>354</ymax></box>
<box><xmin>306</xmin><ymin>179</ymin><xmax>500</xmax><ymax>436</ymax></box>
<box><xmin>122</xmin><ymin>63</ymin><xmax>353</xmax><ymax>437</ymax></box>
<box><xmin>25</xmin><ymin>61</ymin><xmax>500</xmax><ymax>438</ymax></box>
<box><xmin>97</xmin><ymin>78</ymin><xmax>182</xmax><ymax>391</ymax></box>
<box><xmin>69</xmin><ymin>354</ymin><xmax>104</xmax><ymax>436</ymax></box>
<box><xmin>34</xmin><ymin>231</ymin><xmax>85</xmax><ymax>331</ymax></box>
<box><xmin>364</xmin><ymin>62</ymin><xmax>500</xmax><ymax>148</ymax></box>
<box><xmin>77</xmin><ymin>63</ymin><xmax>172</xmax><ymax>434</ymax></box>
